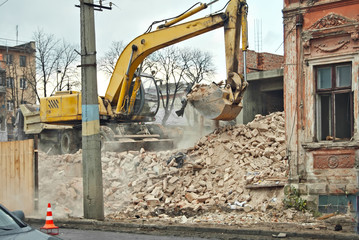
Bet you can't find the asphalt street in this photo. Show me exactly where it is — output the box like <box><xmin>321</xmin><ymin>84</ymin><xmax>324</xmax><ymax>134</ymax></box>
<box><xmin>28</xmin><ymin>219</ymin><xmax>359</xmax><ymax>240</ymax></box>
<box><xmin>37</xmin><ymin>227</ymin><xmax>349</xmax><ymax>240</ymax></box>
<box><xmin>56</xmin><ymin>228</ymin><xmax>216</xmax><ymax>240</ymax></box>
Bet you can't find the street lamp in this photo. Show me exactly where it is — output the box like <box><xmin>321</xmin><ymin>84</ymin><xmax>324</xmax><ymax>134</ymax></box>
<box><xmin>56</xmin><ymin>69</ymin><xmax>61</xmax><ymax>91</ymax></box>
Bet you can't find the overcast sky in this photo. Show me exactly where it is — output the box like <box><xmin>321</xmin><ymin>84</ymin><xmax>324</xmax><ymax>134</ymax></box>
<box><xmin>0</xmin><ymin>0</ymin><xmax>283</xmax><ymax>95</ymax></box>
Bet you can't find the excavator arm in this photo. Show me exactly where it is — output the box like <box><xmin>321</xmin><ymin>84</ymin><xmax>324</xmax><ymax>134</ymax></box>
<box><xmin>105</xmin><ymin>0</ymin><xmax>248</xmax><ymax>121</ymax></box>
<box><xmin>17</xmin><ymin>0</ymin><xmax>248</xmax><ymax>154</ymax></box>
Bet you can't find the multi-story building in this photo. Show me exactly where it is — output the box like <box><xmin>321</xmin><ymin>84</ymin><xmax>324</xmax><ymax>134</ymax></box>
<box><xmin>0</xmin><ymin>41</ymin><xmax>36</xmax><ymax>140</ymax></box>
<box><xmin>283</xmin><ymin>0</ymin><xmax>359</xmax><ymax>213</ymax></box>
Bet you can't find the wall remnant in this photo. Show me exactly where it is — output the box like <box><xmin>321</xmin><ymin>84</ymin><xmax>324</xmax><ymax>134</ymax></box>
<box><xmin>283</xmin><ymin>0</ymin><xmax>359</xmax><ymax>212</ymax></box>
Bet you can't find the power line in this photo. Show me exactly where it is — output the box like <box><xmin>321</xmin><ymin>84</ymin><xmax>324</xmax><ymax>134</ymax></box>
<box><xmin>0</xmin><ymin>0</ymin><xmax>9</xmax><ymax>7</ymax></box>
<box><xmin>0</xmin><ymin>37</ymin><xmax>29</xmax><ymax>44</ymax></box>
<box><xmin>275</xmin><ymin>23</ymin><xmax>296</xmax><ymax>53</ymax></box>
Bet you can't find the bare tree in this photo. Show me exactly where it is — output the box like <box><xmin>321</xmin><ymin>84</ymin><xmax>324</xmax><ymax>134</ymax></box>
<box><xmin>53</xmin><ymin>40</ymin><xmax>80</xmax><ymax>94</ymax></box>
<box><xmin>180</xmin><ymin>48</ymin><xmax>216</xmax><ymax>126</ymax></box>
<box><xmin>98</xmin><ymin>41</ymin><xmax>125</xmax><ymax>76</ymax></box>
<box><xmin>30</xmin><ymin>29</ymin><xmax>80</xmax><ymax>101</ymax></box>
<box><xmin>5</xmin><ymin>61</ymin><xmax>19</xmax><ymax>110</ymax></box>
<box><xmin>146</xmin><ymin>47</ymin><xmax>216</xmax><ymax>125</ymax></box>
<box><xmin>99</xmin><ymin>42</ymin><xmax>216</xmax><ymax>126</ymax></box>
<box><xmin>4</xmin><ymin>55</ymin><xmax>34</xmax><ymax>110</ymax></box>
<box><xmin>33</xmin><ymin>29</ymin><xmax>61</xmax><ymax>98</ymax></box>
<box><xmin>21</xmin><ymin>54</ymin><xmax>39</xmax><ymax>102</ymax></box>
<box><xmin>181</xmin><ymin>47</ymin><xmax>215</xmax><ymax>85</ymax></box>
<box><xmin>146</xmin><ymin>46</ymin><xmax>188</xmax><ymax>125</ymax></box>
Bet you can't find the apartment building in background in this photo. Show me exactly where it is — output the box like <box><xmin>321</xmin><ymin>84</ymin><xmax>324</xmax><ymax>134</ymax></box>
<box><xmin>0</xmin><ymin>41</ymin><xmax>36</xmax><ymax>140</ymax></box>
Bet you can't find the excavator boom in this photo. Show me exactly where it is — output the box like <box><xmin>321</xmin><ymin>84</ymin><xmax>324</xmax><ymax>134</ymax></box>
<box><xmin>105</xmin><ymin>12</ymin><xmax>227</xmax><ymax>113</ymax></box>
<box><xmin>17</xmin><ymin>0</ymin><xmax>249</xmax><ymax>154</ymax></box>
<box><xmin>186</xmin><ymin>0</ymin><xmax>248</xmax><ymax>121</ymax></box>
<box><xmin>105</xmin><ymin>0</ymin><xmax>248</xmax><ymax>121</ymax></box>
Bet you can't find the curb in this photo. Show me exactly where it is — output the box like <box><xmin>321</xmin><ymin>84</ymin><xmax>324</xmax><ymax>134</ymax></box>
<box><xmin>27</xmin><ymin>217</ymin><xmax>359</xmax><ymax>240</ymax></box>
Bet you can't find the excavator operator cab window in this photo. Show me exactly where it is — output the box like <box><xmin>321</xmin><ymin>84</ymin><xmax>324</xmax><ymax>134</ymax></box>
<box><xmin>126</xmin><ymin>74</ymin><xmax>160</xmax><ymax>117</ymax></box>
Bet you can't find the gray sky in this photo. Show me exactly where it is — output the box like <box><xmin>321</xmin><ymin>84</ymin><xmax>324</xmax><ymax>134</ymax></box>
<box><xmin>0</xmin><ymin>0</ymin><xmax>283</xmax><ymax>95</ymax></box>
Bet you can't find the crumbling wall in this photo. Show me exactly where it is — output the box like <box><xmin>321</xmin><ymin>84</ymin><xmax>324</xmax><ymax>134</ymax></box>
<box><xmin>283</xmin><ymin>0</ymin><xmax>359</xmax><ymax>212</ymax></box>
<box><xmin>239</xmin><ymin>50</ymin><xmax>283</xmax><ymax>73</ymax></box>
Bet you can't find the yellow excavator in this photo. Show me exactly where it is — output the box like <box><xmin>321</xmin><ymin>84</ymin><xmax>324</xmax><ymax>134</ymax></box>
<box><xmin>18</xmin><ymin>0</ymin><xmax>248</xmax><ymax>154</ymax></box>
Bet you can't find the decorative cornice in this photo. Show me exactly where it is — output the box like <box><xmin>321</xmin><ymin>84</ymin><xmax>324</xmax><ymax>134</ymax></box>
<box><xmin>307</xmin><ymin>0</ymin><xmax>359</xmax><ymax>13</ymax></box>
<box><xmin>309</xmin><ymin>13</ymin><xmax>357</xmax><ymax>30</ymax></box>
<box><xmin>283</xmin><ymin>0</ymin><xmax>359</xmax><ymax>15</ymax></box>
<box><xmin>313</xmin><ymin>40</ymin><xmax>350</xmax><ymax>53</ymax></box>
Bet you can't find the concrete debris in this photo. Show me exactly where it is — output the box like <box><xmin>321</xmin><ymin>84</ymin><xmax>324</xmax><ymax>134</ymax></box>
<box><xmin>36</xmin><ymin>112</ymin><xmax>328</xmax><ymax>227</ymax></box>
<box><xmin>272</xmin><ymin>232</ymin><xmax>287</xmax><ymax>238</ymax></box>
<box><xmin>167</xmin><ymin>152</ymin><xmax>186</xmax><ymax>168</ymax></box>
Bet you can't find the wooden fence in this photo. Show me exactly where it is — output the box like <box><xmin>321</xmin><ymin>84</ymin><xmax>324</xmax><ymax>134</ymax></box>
<box><xmin>0</xmin><ymin>140</ymin><xmax>34</xmax><ymax>214</ymax></box>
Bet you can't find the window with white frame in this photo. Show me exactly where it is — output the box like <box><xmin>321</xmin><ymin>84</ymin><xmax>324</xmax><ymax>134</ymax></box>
<box><xmin>316</xmin><ymin>63</ymin><xmax>353</xmax><ymax>141</ymax></box>
<box><xmin>6</xmin><ymin>77</ymin><xmax>14</xmax><ymax>88</ymax></box>
<box><xmin>20</xmin><ymin>78</ymin><xmax>27</xmax><ymax>89</ymax></box>
<box><xmin>6</xmin><ymin>101</ymin><xmax>14</xmax><ymax>111</ymax></box>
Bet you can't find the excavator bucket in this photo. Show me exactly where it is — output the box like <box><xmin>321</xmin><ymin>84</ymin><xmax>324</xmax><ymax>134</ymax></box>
<box><xmin>187</xmin><ymin>83</ymin><xmax>243</xmax><ymax>121</ymax></box>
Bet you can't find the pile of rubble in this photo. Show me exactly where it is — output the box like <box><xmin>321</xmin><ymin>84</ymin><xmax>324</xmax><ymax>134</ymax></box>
<box><xmin>38</xmin><ymin>112</ymin><xmax>307</xmax><ymax>225</ymax></box>
<box><xmin>117</xmin><ymin>112</ymin><xmax>288</xmax><ymax>217</ymax></box>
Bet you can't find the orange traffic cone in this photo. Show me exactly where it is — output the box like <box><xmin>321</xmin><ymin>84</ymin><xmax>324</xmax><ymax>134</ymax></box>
<box><xmin>40</xmin><ymin>203</ymin><xmax>59</xmax><ymax>236</ymax></box>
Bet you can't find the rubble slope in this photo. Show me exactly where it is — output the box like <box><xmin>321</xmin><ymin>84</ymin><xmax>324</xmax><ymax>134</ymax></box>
<box><xmin>37</xmin><ymin>112</ymin><xmax>317</xmax><ymax>226</ymax></box>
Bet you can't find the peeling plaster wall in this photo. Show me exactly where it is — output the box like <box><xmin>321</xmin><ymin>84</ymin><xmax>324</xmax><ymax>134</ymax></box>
<box><xmin>283</xmin><ymin>10</ymin><xmax>300</xmax><ymax>182</ymax></box>
<box><xmin>283</xmin><ymin>0</ymin><xmax>359</xmax><ymax>210</ymax></box>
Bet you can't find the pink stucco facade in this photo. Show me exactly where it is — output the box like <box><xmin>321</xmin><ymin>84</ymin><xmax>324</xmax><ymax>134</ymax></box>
<box><xmin>283</xmin><ymin>0</ymin><xmax>359</xmax><ymax>208</ymax></box>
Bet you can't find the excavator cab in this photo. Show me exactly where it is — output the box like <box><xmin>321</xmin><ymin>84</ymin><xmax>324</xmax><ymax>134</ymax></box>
<box><xmin>124</xmin><ymin>74</ymin><xmax>160</xmax><ymax>118</ymax></box>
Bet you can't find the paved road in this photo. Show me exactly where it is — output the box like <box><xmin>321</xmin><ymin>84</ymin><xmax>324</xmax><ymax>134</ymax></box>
<box><xmin>41</xmin><ymin>227</ymin><xmax>332</xmax><ymax>240</ymax></box>
<box><xmin>53</xmin><ymin>228</ymin><xmax>217</xmax><ymax>240</ymax></box>
<box><xmin>29</xmin><ymin>221</ymin><xmax>359</xmax><ymax>240</ymax></box>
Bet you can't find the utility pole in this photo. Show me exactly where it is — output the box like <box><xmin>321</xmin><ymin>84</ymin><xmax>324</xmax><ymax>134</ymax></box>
<box><xmin>79</xmin><ymin>0</ymin><xmax>104</xmax><ymax>220</ymax></box>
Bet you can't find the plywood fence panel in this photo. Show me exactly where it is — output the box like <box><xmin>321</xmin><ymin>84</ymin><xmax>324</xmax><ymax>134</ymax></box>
<box><xmin>0</xmin><ymin>140</ymin><xmax>34</xmax><ymax>214</ymax></box>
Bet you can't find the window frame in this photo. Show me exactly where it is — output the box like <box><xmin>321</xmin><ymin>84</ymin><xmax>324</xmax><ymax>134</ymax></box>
<box><xmin>19</xmin><ymin>78</ymin><xmax>27</xmax><ymax>90</ymax></box>
<box><xmin>315</xmin><ymin>62</ymin><xmax>353</xmax><ymax>141</ymax></box>
<box><xmin>19</xmin><ymin>55</ymin><xmax>26</xmax><ymax>67</ymax></box>
<box><xmin>0</xmin><ymin>72</ymin><xmax>5</xmax><ymax>87</ymax></box>
<box><xmin>6</xmin><ymin>101</ymin><xmax>14</xmax><ymax>111</ymax></box>
<box><xmin>5</xmin><ymin>54</ymin><xmax>13</xmax><ymax>65</ymax></box>
<box><xmin>6</xmin><ymin>78</ymin><xmax>14</xmax><ymax>89</ymax></box>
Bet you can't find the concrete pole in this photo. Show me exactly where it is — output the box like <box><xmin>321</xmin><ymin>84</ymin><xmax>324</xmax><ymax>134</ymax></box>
<box><xmin>80</xmin><ymin>0</ymin><xmax>104</xmax><ymax>220</ymax></box>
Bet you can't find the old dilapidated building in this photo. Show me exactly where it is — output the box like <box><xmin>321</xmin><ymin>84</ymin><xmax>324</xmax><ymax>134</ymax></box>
<box><xmin>283</xmin><ymin>0</ymin><xmax>359</xmax><ymax>212</ymax></box>
<box><xmin>237</xmin><ymin>50</ymin><xmax>284</xmax><ymax>124</ymax></box>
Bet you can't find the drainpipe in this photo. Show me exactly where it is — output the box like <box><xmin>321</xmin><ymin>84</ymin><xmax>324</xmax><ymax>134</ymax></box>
<box><xmin>295</xmin><ymin>13</ymin><xmax>303</xmax><ymax>181</ymax></box>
